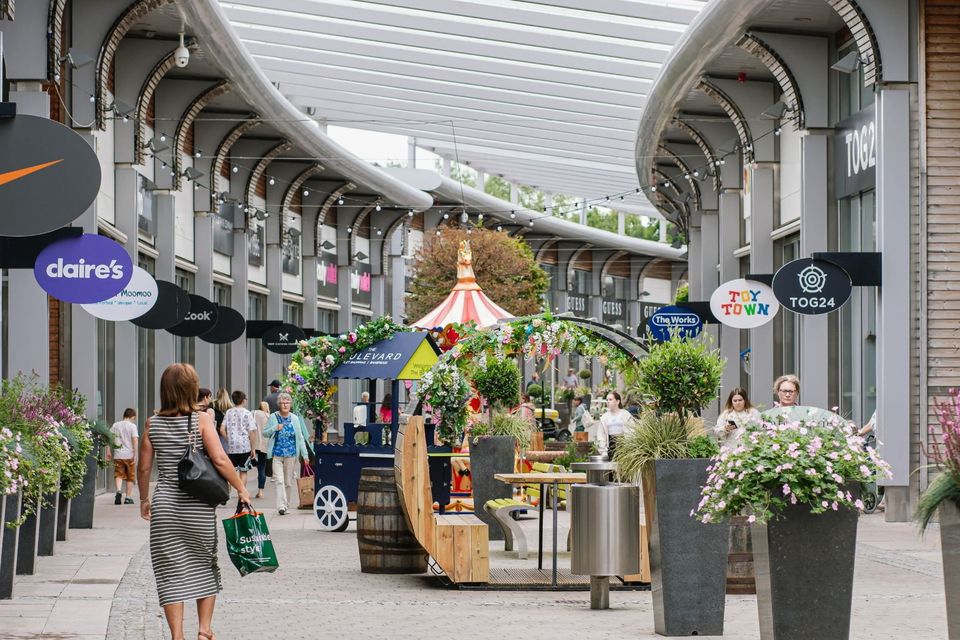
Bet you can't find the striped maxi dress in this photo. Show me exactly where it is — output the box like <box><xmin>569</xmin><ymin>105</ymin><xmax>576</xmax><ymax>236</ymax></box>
<box><xmin>147</xmin><ymin>412</ymin><xmax>222</xmax><ymax>606</ymax></box>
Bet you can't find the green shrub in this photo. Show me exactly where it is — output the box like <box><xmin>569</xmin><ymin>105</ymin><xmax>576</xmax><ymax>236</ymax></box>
<box><xmin>675</xmin><ymin>283</ymin><xmax>689</xmax><ymax>303</ymax></box>
<box><xmin>613</xmin><ymin>411</ymin><xmax>707</xmax><ymax>481</ymax></box>
<box><xmin>578</xmin><ymin>369</ymin><xmax>592</xmax><ymax>380</ymax></box>
<box><xmin>627</xmin><ymin>332</ymin><xmax>724</xmax><ymax>417</ymax></box>
<box><xmin>557</xmin><ymin>387</ymin><xmax>575</xmax><ymax>403</ymax></box>
<box><xmin>526</xmin><ymin>383</ymin><xmax>545</xmax><ymax>405</ymax></box>
<box><xmin>473</xmin><ymin>357</ymin><xmax>520</xmax><ymax>410</ymax></box>
<box><xmin>687</xmin><ymin>434</ymin><xmax>720</xmax><ymax>459</ymax></box>
<box><xmin>553</xmin><ymin>441</ymin><xmax>597</xmax><ymax>470</ymax></box>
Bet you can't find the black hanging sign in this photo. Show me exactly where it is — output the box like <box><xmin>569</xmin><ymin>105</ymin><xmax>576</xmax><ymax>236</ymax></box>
<box><xmin>198</xmin><ymin>305</ymin><xmax>246</xmax><ymax>344</ymax></box>
<box><xmin>772</xmin><ymin>258</ymin><xmax>852</xmax><ymax>315</ymax></box>
<box><xmin>262</xmin><ymin>323</ymin><xmax>306</xmax><ymax>354</ymax></box>
<box><xmin>167</xmin><ymin>294</ymin><xmax>219</xmax><ymax>337</ymax></box>
<box><xmin>131</xmin><ymin>280</ymin><xmax>191</xmax><ymax>330</ymax></box>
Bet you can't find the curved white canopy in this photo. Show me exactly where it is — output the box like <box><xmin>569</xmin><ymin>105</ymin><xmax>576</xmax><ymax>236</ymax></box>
<box><xmin>220</xmin><ymin>0</ymin><xmax>706</xmax><ymax>215</ymax></box>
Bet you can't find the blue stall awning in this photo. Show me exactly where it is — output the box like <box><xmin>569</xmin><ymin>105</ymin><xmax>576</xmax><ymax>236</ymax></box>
<box><xmin>330</xmin><ymin>332</ymin><xmax>440</xmax><ymax>381</ymax></box>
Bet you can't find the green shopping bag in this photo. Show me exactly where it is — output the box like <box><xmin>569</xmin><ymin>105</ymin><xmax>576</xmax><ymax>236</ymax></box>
<box><xmin>222</xmin><ymin>502</ymin><xmax>279</xmax><ymax>576</ymax></box>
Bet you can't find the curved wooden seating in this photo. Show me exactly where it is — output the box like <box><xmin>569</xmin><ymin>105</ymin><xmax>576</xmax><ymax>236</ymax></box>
<box><xmin>395</xmin><ymin>417</ymin><xmax>489</xmax><ymax>583</ymax></box>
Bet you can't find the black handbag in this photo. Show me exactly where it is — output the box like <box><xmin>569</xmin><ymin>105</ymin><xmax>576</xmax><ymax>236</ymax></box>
<box><xmin>178</xmin><ymin>412</ymin><xmax>230</xmax><ymax>507</ymax></box>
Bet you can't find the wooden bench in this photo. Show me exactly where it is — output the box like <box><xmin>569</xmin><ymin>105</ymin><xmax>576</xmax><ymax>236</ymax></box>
<box><xmin>395</xmin><ymin>417</ymin><xmax>489</xmax><ymax>583</ymax></box>
<box><xmin>483</xmin><ymin>498</ymin><xmax>533</xmax><ymax>559</ymax></box>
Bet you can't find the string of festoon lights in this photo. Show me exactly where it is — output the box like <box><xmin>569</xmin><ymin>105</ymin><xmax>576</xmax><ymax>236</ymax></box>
<box><xmin>53</xmin><ymin>80</ymin><xmax>793</xmax><ymax>239</ymax></box>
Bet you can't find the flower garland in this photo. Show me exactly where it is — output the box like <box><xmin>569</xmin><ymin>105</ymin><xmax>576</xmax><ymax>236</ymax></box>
<box><xmin>417</xmin><ymin>361</ymin><xmax>470</xmax><ymax>445</ymax></box>
<box><xmin>417</xmin><ymin>313</ymin><xmax>633</xmax><ymax>445</ymax></box>
<box><xmin>287</xmin><ymin>316</ymin><xmax>407</xmax><ymax>422</ymax></box>
<box><xmin>695</xmin><ymin>413</ymin><xmax>892</xmax><ymax>525</ymax></box>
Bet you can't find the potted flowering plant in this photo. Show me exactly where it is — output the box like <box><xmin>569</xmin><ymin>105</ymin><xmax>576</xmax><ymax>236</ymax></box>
<box><xmin>696</xmin><ymin>410</ymin><xmax>891</xmax><ymax>640</ymax></box>
<box><xmin>416</xmin><ymin>360</ymin><xmax>470</xmax><ymax>446</ymax></box>
<box><xmin>917</xmin><ymin>390</ymin><xmax>960</xmax><ymax>638</ymax></box>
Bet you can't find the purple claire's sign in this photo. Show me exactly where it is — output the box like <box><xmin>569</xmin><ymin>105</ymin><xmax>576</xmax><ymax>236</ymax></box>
<box><xmin>34</xmin><ymin>234</ymin><xmax>133</xmax><ymax>304</ymax></box>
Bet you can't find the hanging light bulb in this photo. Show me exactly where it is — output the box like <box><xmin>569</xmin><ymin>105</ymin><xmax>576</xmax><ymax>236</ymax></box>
<box><xmin>88</xmin><ymin>95</ymin><xmax>95</xmax><ymax>103</ymax></box>
<box><xmin>303</xmin><ymin>189</ymin><xmax>310</xmax><ymax>197</ymax></box>
<box><xmin>232</xmin><ymin>165</ymin><xmax>239</xmax><ymax>173</ymax></box>
<box><xmin>375</xmin><ymin>203</ymin><xmax>382</xmax><ymax>212</ymax></box>
<box><xmin>194</xmin><ymin>183</ymin><xmax>200</xmax><ymax>191</ymax></box>
<box><xmin>528</xmin><ymin>221</ymin><xmax>534</xmax><ymax>227</ymax></box>
<box><xmin>442</xmin><ymin>213</ymin><xmax>449</xmax><ymax>220</ymax></box>
<box><xmin>436</xmin><ymin>230</ymin><xmax>441</xmax><ymax>236</ymax></box>
<box><xmin>477</xmin><ymin>213</ymin><xmax>483</xmax><ymax>221</ymax></box>
<box><xmin>269</xmin><ymin>176</ymin><xmax>275</xmax><ymax>186</ymax></box>
<box><xmin>693</xmin><ymin>169</ymin><xmax>700</xmax><ymax>178</ymax></box>
<box><xmin>496</xmin><ymin>225</ymin><xmax>502</xmax><ymax>232</ymax></box>
<box><xmin>337</xmin><ymin>197</ymin><xmax>344</xmax><ymax>205</ymax></box>
<box><xmin>347</xmin><ymin>226</ymin><xmax>352</xmax><ymax>234</ymax></box>
<box><xmin>510</xmin><ymin>211</ymin><xmax>516</xmax><ymax>219</ymax></box>
<box><xmin>651</xmin><ymin>185</ymin><xmax>657</xmax><ymax>192</ymax></box>
<box><xmin>376</xmin><ymin>228</ymin><xmax>382</xmax><ymax>236</ymax></box>
<box><xmin>407</xmin><ymin>210</ymin><xmax>414</xmax><ymax>218</ymax></box>
<box><xmin>159</xmin><ymin>133</ymin><xmax>166</xmax><ymax>142</ymax></box>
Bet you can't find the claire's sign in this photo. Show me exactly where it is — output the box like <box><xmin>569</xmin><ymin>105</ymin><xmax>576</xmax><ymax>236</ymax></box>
<box><xmin>647</xmin><ymin>305</ymin><xmax>703</xmax><ymax>342</ymax></box>
<box><xmin>80</xmin><ymin>266</ymin><xmax>157</xmax><ymax>321</ymax></box>
<box><xmin>772</xmin><ymin>258</ymin><xmax>852</xmax><ymax>315</ymax></box>
<box><xmin>710</xmin><ymin>278</ymin><xmax>779</xmax><ymax>328</ymax></box>
<box><xmin>0</xmin><ymin>115</ymin><xmax>102</xmax><ymax>236</ymax></box>
<box><xmin>34</xmin><ymin>234</ymin><xmax>133</xmax><ymax>303</ymax></box>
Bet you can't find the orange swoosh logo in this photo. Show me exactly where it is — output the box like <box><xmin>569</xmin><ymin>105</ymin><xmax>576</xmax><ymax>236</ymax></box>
<box><xmin>0</xmin><ymin>159</ymin><xmax>64</xmax><ymax>187</ymax></box>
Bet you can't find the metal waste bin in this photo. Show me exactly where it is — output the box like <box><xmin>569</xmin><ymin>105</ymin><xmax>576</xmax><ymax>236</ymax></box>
<box><xmin>571</xmin><ymin>459</ymin><xmax>639</xmax><ymax>609</ymax></box>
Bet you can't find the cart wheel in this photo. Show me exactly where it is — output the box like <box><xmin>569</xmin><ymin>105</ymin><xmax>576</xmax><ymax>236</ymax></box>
<box><xmin>314</xmin><ymin>485</ymin><xmax>349</xmax><ymax>532</ymax></box>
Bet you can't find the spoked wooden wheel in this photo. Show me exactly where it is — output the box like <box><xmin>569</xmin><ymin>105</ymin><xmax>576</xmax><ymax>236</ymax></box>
<box><xmin>314</xmin><ymin>485</ymin><xmax>350</xmax><ymax>532</ymax></box>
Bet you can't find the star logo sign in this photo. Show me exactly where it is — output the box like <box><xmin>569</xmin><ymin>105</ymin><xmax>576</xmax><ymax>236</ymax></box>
<box><xmin>0</xmin><ymin>159</ymin><xmax>64</xmax><ymax>187</ymax></box>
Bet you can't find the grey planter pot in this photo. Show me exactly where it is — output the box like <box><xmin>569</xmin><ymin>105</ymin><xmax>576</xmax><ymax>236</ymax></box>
<box><xmin>0</xmin><ymin>492</ymin><xmax>20</xmax><ymax>599</ymax></box>
<box><xmin>941</xmin><ymin>500</ymin><xmax>960</xmax><ymax>639</ymax></box>
<box><xmin>68</xmin><ymin>454</ymin><xmax>98</xmax><ymax>530</ymax></box>
<box><xmin>751</xmin><ymin>499</ymin><xmax>859</xmax><ymax>640</ymax></box>
<box><xmin>643</xmin><ymin>458</ymin><xmax>729</xmax><ymax>637</ymax></box>
<box><xmin>469</xmin><ymin>435</ymin><xmax>516</xmax><ymax>541</ymax></box>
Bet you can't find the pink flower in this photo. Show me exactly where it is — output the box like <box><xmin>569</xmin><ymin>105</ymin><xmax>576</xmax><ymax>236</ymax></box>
<box><xmin>338</xmin><ymin>346</ymin><xmax>346</xmax><ymax>354</ymax></box>
<box><xmin>831</xmin><ymin>502</ymin><xmax>839</xmax><ymax>511</ymax></box>
<box><xmin>747</xmin><ymin>515</ymin><xmax>756</xmax><ymax>524</ymax></box>
<box><xmin>782</xmin><ymin>484</ymin><xmax>792</xmax><ymax>495</ymax></box>
<box><xmin>347</xmin><ymin>332</ymin><xmax>357</xmax><ymax>344</ymax></box>
<box><xmin>854</xmin><ymin>499</ymin><xmax>864</xmax><ymax>510</ymax></box>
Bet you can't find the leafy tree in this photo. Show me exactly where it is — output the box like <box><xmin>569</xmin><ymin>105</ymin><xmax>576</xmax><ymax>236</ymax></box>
<box><xmin>485</xmin><ymin>175</ymin><xmax>511</xmax><ymax>200</ymax></box>
<box><xmin>586</xmin><ymin>207</ymin><xmax>617</xmax><ymax>233</ymax></box>
<box><xmin>433</xmin><ymin>158</ymin><xmax>477</xmax><ymax>188</ymax></box>
<box><xmin>406</xmin><ymin>226</ymin><xmax>549</xmax><ymax>321</ymax></box>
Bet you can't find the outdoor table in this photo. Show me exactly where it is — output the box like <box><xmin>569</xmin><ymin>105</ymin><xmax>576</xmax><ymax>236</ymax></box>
<box><xmin>494</xmin><ymin>472</ymin><xmax>587</xmax><ymax>587</ymax></box>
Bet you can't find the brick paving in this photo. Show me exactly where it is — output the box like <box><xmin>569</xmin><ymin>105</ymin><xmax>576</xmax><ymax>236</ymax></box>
<box><xmin>4</xmin><ymin>484</ymin><xmax>949</xmax><ymax>640</ymax></box>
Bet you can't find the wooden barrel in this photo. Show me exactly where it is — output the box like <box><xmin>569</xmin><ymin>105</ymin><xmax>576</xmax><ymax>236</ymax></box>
<box><xmin>357</xmin><ymin>467</ymin><xmax>428</xmax><ymax>574</ymax></box>
<box><xmin>726</xmin><ymin>515</ymin><xmax>756</xmax><ymax>594</ymax></box>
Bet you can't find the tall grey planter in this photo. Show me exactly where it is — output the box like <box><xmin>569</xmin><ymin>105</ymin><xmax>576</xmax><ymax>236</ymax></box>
<box><xmin>643</xmin><ymin>458</ymin><xmax>729</xmax><ymax>636</ymax></box>
<box><xmin>69</xmin><ymin>454</ymin><xmax>98</xmax><ymax>529</ymax></box>
<box><xmin>16</xmin><ymin>495</ymin><xmax>40</xmax><ymax>575</ymax></box>
<box><xmin>56</xmin><ymin>493</ymin><xmax>70</xmax><ymax>542</ymax></box>
<box><xmin>469</xmin><ymin>435</ymin><xmax>515</xmax><ymax>541</ymax></box>
<box><xmin>751</xmin><ymin>500</ymin><xmax>859</xmax><ymax>640</ymax></box>
<box><xmin>0</xmin><ymin>492</ymin><xmax>21</xmax><ymax>599</ymax></box>
<box><xmin>941</xmin><ymin>501</ymin><xmax>960</xmax><ymax>639</ymax></box>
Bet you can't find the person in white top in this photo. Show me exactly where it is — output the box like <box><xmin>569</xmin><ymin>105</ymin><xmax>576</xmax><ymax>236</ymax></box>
<box><xmin>714</xmin><ymin>387</ymin><xmax>761</xmax><ymax>449</ymax></box>
<box><xmin>598</xmin><ymin>391</ymin><xmax>629</xmax><ymax>460</ymax></box>
<box><xmin>353</xmin><ymin>391</ymin><xmax>370</xmax><ymax>430</ymax></box>
<box><xmin>108</xmin><ymin>408</ymin><xmax>139</xmax><ymax>505</ymax></box>
<box><xmin>223</xmin><ymin>390</ymin><xmax>257</xmax><ymax>488</ymax></box>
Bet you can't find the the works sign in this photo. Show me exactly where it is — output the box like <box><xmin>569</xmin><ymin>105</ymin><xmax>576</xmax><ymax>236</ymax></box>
<box><xmin>835</xmin><ymin>103</ymin><xmax>876</xmax><ymax>199</ymax></box>
<box><xmin>0</xmin><ymin>115</ymin><xmax>102</xmax><ymax>236</ymax></box>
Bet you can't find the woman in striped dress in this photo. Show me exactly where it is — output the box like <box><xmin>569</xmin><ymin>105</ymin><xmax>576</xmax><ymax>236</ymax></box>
<box><xmin>138</xmin><ymin>363</ymin><xmax>251</xmax><ymax>640</ymax></box>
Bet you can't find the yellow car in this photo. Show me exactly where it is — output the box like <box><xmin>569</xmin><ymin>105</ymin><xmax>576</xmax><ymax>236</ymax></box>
<box><xmin>533</xmin><ymin>407</ymin><xmax>569</xmax><ymax>441</ymax></box>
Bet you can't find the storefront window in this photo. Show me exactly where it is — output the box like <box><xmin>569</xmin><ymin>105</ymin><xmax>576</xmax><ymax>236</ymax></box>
<box><xmin>775</xmin><ymin>236</ymin><xmax>800</xmax><ymax>379</ymax></box>
<box><xmin>174</xmin><ymin>270</ymin><xmax>195</xmax><ymax>365</ymax></box>
<box><xmin>248</xmin><ymin>293</ymin><xmax>266</xmax><ymax>402</ymax></box>
<box><xmin>137</xmin><ymin>257</ymin><xmax>156</xmax><ymax>424</ymax></box>
<box><xmin>838</xmin><ymin>190</ymin><xmax>877</xmax><ymax>425</ymax></box>
<box><xmin>213</xmin><ymin>283</ymin><xmax>231</xmax><ymax>392</ymax></box>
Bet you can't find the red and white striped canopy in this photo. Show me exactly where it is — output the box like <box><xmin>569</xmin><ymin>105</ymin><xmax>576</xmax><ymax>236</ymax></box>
<box><xmin>411</xmin><ymin>240</ymin><xmax>514</xmax><ymax>329</ymax></box>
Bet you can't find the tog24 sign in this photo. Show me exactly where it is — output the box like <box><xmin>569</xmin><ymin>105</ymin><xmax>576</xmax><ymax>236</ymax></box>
<box><xmin>772</xmin><ymin>258</ymin><xmax>852</xmax><ymax>315</ymax></box>
<box><xmin>710</xmin><ymin>279</ymin><xmax>779</xmax><ymax>329</ymax></box>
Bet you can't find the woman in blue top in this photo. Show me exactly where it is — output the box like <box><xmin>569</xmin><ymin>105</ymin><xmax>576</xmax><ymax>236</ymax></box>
<box><xmin>262</xmin><ymin>392</ymin><xmax>311</xmax><ymax>515</ymax></box>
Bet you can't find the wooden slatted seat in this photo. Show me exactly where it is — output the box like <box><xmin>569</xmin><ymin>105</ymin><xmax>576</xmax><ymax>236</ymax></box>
<box><xmin>395</xmin><ymin>417</ymin><xmax>489</xmax><ymax>583</ymax></box>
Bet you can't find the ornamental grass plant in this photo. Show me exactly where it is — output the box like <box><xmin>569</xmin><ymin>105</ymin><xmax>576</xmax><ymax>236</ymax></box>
<box><xmin>614</xmin><ymin>411</ymin><xmax>718</xmax><ymax>482</ymax></box>
<box><xmin>916</xmin><ymin>389</ymin><xmax>960</xmax><ymax>531</ymax></box>
<box><xmin>696</xmin><ymin>413</ymin><xmax>892</xmax><ymax>525</ymax></box>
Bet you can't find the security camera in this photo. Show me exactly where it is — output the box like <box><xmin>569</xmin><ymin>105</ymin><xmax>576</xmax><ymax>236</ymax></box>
<box><xmin>174</xmin><ymin>33</ymin><xmax>190</xmax><ymax>68</ymax></box>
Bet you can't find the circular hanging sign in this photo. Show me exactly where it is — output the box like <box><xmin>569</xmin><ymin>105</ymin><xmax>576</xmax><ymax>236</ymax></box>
<box><xmin>772</xmin><ymin>258</ymin><xmax>852</xmax><ymax>315</ymax></box>
<box><xmin>198</xmin><ymin>306</ymin><xmax>246</xmax><ymax>344</ymax></box>
<box><xmin>262</xmin><ymin>323</ymin><xmax>306</xmax><ymax>354</ymax></box>
<box><xmin>167</xmin><ymin>295</ymin><xmax>219</xmax><ymax>337</ymax></box>
<box><xmin>34</xmin><ymin>233</ymin><xmax>133</xmax><ymax>304</ymax></box>
<box><xmin>710</xmin><ymin>278</ymin><xmax>780</xmax><ymax>328</ymax></box>
<box><xmin>80</xmin><ymin>266</ymin><xmax>157</xmax><ymax>321</ymax></box>
<box><xmin>646</xmin><ymin>305</ymin><xmax>703</xmax><ymax>343</ymax></box>
<box><xmin>0</xmin><ymin>115</ymin><xmax>102</xmax><ymax>236</ymax></box>
<box><xmin>131</xmin><ymin>280</ymin><xmax>191</xmax><ymax>330</ymax></box>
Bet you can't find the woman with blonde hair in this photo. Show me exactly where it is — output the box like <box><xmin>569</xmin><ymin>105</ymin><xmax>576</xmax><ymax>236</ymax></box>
<box><xmin>138</xmin><ymin>364</ymin><xmax>251</xmax><ymax>640</ymax></box>
<box><xmin>773</xmin><ymin>375</ymin><xmax>801</xmax><ymax>408</ymax></box>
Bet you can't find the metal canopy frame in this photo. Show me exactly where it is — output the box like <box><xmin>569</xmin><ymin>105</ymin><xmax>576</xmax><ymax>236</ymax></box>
<box><xmin>219</xmin><ymin>0</ymin><xmax>706</xmax><ymax>209</ymax></box>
